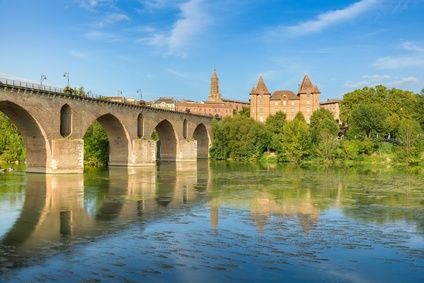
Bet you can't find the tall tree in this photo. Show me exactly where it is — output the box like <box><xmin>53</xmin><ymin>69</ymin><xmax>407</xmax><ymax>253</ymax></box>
<box><xmin>397</xmin><ymin>118</ymin><xmax>422</xmax><ymax>161</ymax></box>
<box><xmin>348</xmin><ymin>103</ymin><xmax>388</xmax><ymax>140</ymax></box>
<box><xmin>309</xmin><ymin>108</ymin><xmax>339</xmax><ymax>143</ymax></box>
<box><xmin>281</xmin><ymin>117</ymin><xmax>311</xmax><ymax>163</ymax></box>
<box><xmin>262</xmin><ymin>111</ymin><xmax>287</xmax><ymax>152</ymax></box>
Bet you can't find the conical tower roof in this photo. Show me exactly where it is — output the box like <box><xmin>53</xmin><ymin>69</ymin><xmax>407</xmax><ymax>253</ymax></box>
<box><xmin>299</xmin><ymin>74</ymin><xmax>314</xmax><ymax>93</ymax></box>
<box><xmin>256</xmin><ymin>76</ymin><xmax>270</xmax><ymax>95</ymax></box>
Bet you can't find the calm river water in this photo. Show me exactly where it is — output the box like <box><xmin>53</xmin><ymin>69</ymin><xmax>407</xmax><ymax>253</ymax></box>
<box><xmin>0</xmin><ymin>161</ymin><xmax>423</xmax><ymax>283</ymax></box>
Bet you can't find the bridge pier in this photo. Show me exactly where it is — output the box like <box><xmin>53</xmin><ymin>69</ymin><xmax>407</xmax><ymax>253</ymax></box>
<box><xmin>130</xmin><ymin>139</ymin><xmax>157</xmax><ymax>166</ymax></box>
<box><xmin>177</xmin><ymin>140</ymin><xmax>197</xmax><ymax>162</ymax></box>
<box><xmin>50</xmin><ymin>139</ymin><xmax>84</xmax><ymax>173</ymax></box>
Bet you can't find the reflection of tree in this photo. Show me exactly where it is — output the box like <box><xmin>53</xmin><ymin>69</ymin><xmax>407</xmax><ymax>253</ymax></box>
<box><xmin>207</xmin><ymin>164</ymin><xmax>424</xmax><ymax>236</ymax></box>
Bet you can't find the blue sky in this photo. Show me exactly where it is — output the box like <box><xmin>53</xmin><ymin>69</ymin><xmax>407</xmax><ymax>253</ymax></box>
<box><xmin>1</xmin><ymin>0</ymin><xmax>423</xmax><ymax>102</ymax></box>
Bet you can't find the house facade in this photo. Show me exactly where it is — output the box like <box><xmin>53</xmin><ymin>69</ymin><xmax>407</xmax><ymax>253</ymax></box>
<box><xmin>250</xmin><ymin>74</ymin><xmax>321</xmax><ymax>123</ymax></box>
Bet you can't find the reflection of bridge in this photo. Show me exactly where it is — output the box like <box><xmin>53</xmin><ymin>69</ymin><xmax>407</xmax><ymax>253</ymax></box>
<box><xmin>0</xmin><ymin>162</ymin><xmax>212</xmax><ymax>254</ymax></box>
<box><xmin>0</xmin><ymin>79</ymin><xmax>213</xmax><ymax>173</ymax></box>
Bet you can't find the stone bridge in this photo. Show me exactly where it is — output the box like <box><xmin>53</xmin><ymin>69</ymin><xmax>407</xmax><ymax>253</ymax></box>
<box><xmin>0</xmin><ymin>79</ymin><xmax>214</xmax><ymax>173</ymax></box>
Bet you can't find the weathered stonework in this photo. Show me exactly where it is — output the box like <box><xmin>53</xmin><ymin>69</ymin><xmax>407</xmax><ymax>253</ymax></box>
<box><xmin>0</xmin><ymin>81</ymin><xmax>213</xmax><ymax>173</ymax></box>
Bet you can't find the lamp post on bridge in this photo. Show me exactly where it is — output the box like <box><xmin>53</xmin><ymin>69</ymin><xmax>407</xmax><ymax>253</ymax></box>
<box><xmin>137</xmin><ymin>89</ymin><xmax>142</xmax><ymax>101</ymax></box>
<box><xmin>40</xmin><ymin>75</ymin><xmax>47</xmax><ymax>88</ymax></box>
<box><xmin>63</xmin><ymin>72</ymin><xmax>70</xmax><ymax>88</ymax></box>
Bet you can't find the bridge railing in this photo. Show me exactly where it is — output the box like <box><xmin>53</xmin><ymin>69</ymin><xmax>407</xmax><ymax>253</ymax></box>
<box><xmin>0</xmin><ymin>78</ymin><xmax>63</xmax><ymax>93</ymax></box>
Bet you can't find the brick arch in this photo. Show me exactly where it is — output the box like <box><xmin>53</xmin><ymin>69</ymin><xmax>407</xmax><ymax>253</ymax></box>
<box><xmin>193</xmin><ymin>123</ymin><xmax>210</xmax><ymax>158</ymax></box>
<box><xmin>0</xmin><ymin>101</ymin><xmax>50</xmax><ymax>172</ymax></box>
<box><xmin>94</xmin><ymin>114</ymin><xmax>130</xmax><ymax>166</ymax></box>
<box><xmin>155</xmin><ymin>119</ymin><xmax>177</xmax><ymax>161</ymax></box>
<box><xmin>60</xmin><ymin>103</ymin><xmax>72</xmax><ymax>137</ymax></box>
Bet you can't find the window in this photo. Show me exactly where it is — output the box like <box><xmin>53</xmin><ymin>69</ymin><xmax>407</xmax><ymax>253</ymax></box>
<box><xmin>283</xmin><ymin>108</ymin><xmax>286</xmax><ymax>113</ymax></box>
<box><xmin>291</xmin><ymin>101</ymin><xmax>294</xmax><ymax>105</ymax></box>
<box><xmin>307</xmin><ymin>108</ymin><xmax>310</xmax><ymax>112</ymax></box>
<box><xmin>260</xmin><ymin>116</ymin><xmax>263</xmax><ymax>122</ymax></box>
<box><xmin>307</xmin><ymin>94</ymin><xmax>310</xmax><ymax>98</ymax></box>
<box><xmin>283</xmin><ymin>101</ymin><xmax>286</xmax><ymax>105</ymax></box>
<box><xmin>275</xmin><ymin>108</ymin><xmax>278</xmax><ymax>113</ymax></box>
<box><xmin>307</xmin><ymin>101</ymin><xmax>310</xmax><ymax>105</ymax></box>
<box><xmin>291</xmin><ymin>108</ymin><xmax>294</xmax><ymax>113</ymax></box>
<box><xmin>275</xmin><ymin>101</ymin><xmax>278</xmax><ymax>105</ymax></box>
<box><xmin>260</xmin><ymin>108</ymin><xmax>263</xmax><ymax>113</ymax></box>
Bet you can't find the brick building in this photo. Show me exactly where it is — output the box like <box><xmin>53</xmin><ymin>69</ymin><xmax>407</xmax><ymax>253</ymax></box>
<box><xmin>320</xmin><ymin>99</ymin><xmax>340</xmax><ymax>124</ymax></box>
<box><xmin>176</xmin><ymin>68</ymin><xmax>249</xmax><ymax>118</ymax></box>
<box><xmin>250</xmin><ymin>74</ymin><xmax>321</xmax><ymax>123</ymax></box>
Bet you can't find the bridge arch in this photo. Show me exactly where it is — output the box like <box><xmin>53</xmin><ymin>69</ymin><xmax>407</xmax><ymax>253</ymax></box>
<box><xmin>0</xmin><ymin>101</ymin><xmax>50</xmax><ymax>172</ymax></box>
<box><xmin>90</xmin><ymin>114</ymin><xmax>130</xmax><ymax>166</ymax></box>
<box><xmin>183</xmin><ymin>119</ymin><xmax>188</xmax><ymax>139</ymax></box>
<box><xmin>193</xmin><ymin>123</ymin><xmax>210</xmax><ymax>158</ymax></box>
<box><xmin>137</xmin><ymin>113</ymin><xmax>143</xmax><ymax>138</ymax></box>
<box><xmin>60</xmin><ymin>104</ymin><xmax>72</xmax><ymax>137</ymax></box>
<box><xmin>155</xmin><ymin>119</ymin><xmax>177</xmax><ymax>161</ymax></box>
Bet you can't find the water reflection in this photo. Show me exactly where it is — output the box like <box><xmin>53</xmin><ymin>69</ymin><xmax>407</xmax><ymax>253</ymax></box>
<box><xmin>0</xmin><ymin>162</ymin><xmax>423</xmax><ymax>282</ymax></box>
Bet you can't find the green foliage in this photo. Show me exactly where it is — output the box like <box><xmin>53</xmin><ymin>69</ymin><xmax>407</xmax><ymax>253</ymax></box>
<box><xmin>83</xmin><ymin>121</ymin><xmax>109</xmax><ymax>167</ymax></box>
<box><xmin>261</xmin><ymin>111</ymin><xmax>287</xmax><ymax>152</ymax></box>
<box><xmin>280</xmin><ymin>117</ymin><xmax>311</xmax><ymax>163</ymax></box>
<box><xmin>210</xmin><ymin>115</ymin><xmax>262</xmax><ymax>161</ymax></box>
<box><xmin>340</xmin><ymin>85</ymin><xmax>417</xmax><ymax>134</ymax></box>
<box><xmin>340</xmin><ymin>139</ymin><xmax>361</xmax><ymax>160</ymax></box>
<box><xmin>316</xmin><ymin>129</ymin><xmax>339</xmax><ymax>162</ymax></box>
<box><xmin>397</xmin><ymin>118</ymin><xmax>422</xmax><ymax>162</ymax></box>
<box><xmin>310</xmin><ymin>108</ymin><xmax>339</xmax><ymax>143</ymax></box>
<box><xmin>151</xmin><ymin>130</ymin><xmax>159</xmax><ymax>141</ymax></box>
<box><xmin>238</xmin><ymin>107</ymin><xmax>250</xmax><ymax>117</ymax></box>
<box><xmin>348</xmin><ymin>103</ymin><xmax>388</xmax><ymax>141</ymax></box>
<box><xmin>0</xmin><ymin>112</ymin><xmax>25</xmax><ymax>162</ymax></box>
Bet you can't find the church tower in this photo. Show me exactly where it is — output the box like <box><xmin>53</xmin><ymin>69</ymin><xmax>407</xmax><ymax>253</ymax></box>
<box><xmin>208</xmin><ymin>68</ymin><xmax>222</xmax><ymax>102</ymax></box>
<box><xmin>250</xmin><ymin>75</ymin><xmax>271</xmax><ymax>122</ymax></box>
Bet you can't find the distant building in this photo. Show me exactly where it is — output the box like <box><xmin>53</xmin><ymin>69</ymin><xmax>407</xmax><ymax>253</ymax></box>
<box><xmin>151</xmin><ymin>97</ymin><xmax>177</xmax><ymax>111</ymax></box>
<box><xmin>176</xmin><ymin>100</ymin><xmax>234</xmax><ymax>118</ymax></box>
<box><xmin>320</xmin><ymin>99</ymin><xmax>340</xmax><ymax>124</ymax></box>
<box><xmin>106</xmin><ymin>96</ymin><xmax>139</xmax><ymax>105</ymax></box>
<box><xmin>250</xmin><ymin>74</ymin><xmax>321</xmax><ymax>123</ymax></box>
<box><xmin>107</xmin><ymin>96</ymin><xmax>126</xmax><ymax>103</ymax></box>
<box><xmin>176</xmin><ymin>68</ymin><xmax>249</xmax><ymax>118</ymax></box>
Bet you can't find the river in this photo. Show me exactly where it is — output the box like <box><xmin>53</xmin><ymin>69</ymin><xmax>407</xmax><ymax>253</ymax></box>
<box><xmin>0</xmin><ymin>161</ymin><xmax>423</xmax><ymax>282</ymax></box>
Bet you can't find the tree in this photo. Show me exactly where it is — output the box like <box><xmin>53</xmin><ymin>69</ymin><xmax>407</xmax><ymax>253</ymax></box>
<box><xmin>261</xmin><ymin>111</ymin><xmax>287</xmax><ymax>152</ymax></box>
<box><xmin>348</xmin><ymin>103</ymin><xmax>388</xmax><ymax>141</ymax></box>
<box><xmin>280</xmin><ymin>117</ymin><xmax>311</xmax><ymax>163</ymax></box>
<box><xmin>397</xmin><ymin>118</ymin><xmax>422</xmax><ymax>162</ymax></box>
<box><xmin>210</xmin><ymin>115</ymin><xmax>262</xmax><ymax>161</ymax></box>
<box><xmin>316</xmin><ymin>129</ymin><xmax>339</xmax><ymax>162</ymax></box>
<box><xmin>83</xmin><ymin>121</ymin><xmax>109</xmax><ymax>167</ymax></box>
<box><xmin>238</xmin><ymin>107</ymin><xmax>250</xmax><ymax>117</ymax></box>
<box><xmin>0</xmin><ymin>112</ymin><xmax>25</xmax><ymax>163</ymax></box>
<box><xmin>340</xmin><ymin>85</ymin><xmax>417</xmax><ymax>132</ymax></box>
<box><xmin>309</xmin><ymin>108</ymin><xmax>339</xmax><ymax>143</ymax></box>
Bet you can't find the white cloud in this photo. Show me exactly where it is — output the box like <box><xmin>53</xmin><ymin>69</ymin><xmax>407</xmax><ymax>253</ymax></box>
<box><xmin>372</xmin><ymin>56</ymin><xmax>424</xmax><ymax>69</ymax></box>
<box><xmin>387</xmin><ymin>77</ymin><xmax>420</xmax><ymax>88</ymax></box>
<box><xmin>70</xmin><ymin>50</ymin><xmax>87</xmax><ymax>58</ymax></box>
<box><xmin>84</xmin><ymin>31</ymin><xmax>120</xmax><ymax>42</ymax></box>
<box><xmin>372</xmin><ymin>42</ymin><xmax>424</xmax><ymax>69</ymax></box>
<box><xmin>279</xmin><ymin>0</ymin><xmax>381</xmax><ymax>36</ymax></box>
<box><xmin>344</xmin><ymin>74</ymin><xmax>420</xmax><ymax>89</ymax></box>
<box><xmin>96</xmin><ymin>13</ymin><xmax>130</xmax><ymax>27</ymax></box>
<box><xmin>138</xmin><ymin>0</ymin><xmax>212</xmax><ymax>57</ymax></box>
<box><xmin>75</xmin><ymin>0</ymin><xmax>116</xmax><ymax>11</ymax></box>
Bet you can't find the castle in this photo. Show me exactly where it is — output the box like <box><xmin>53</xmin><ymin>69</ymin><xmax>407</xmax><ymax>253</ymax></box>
<box><xmin>159</xmin><ymin>68</ymin><xmax>337</xmax><ymax>123</ymax></box>
<box><xmin>250</xmin><ymin>74</ymin><xmax>321</xmax><ymax>123</ymax></box>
